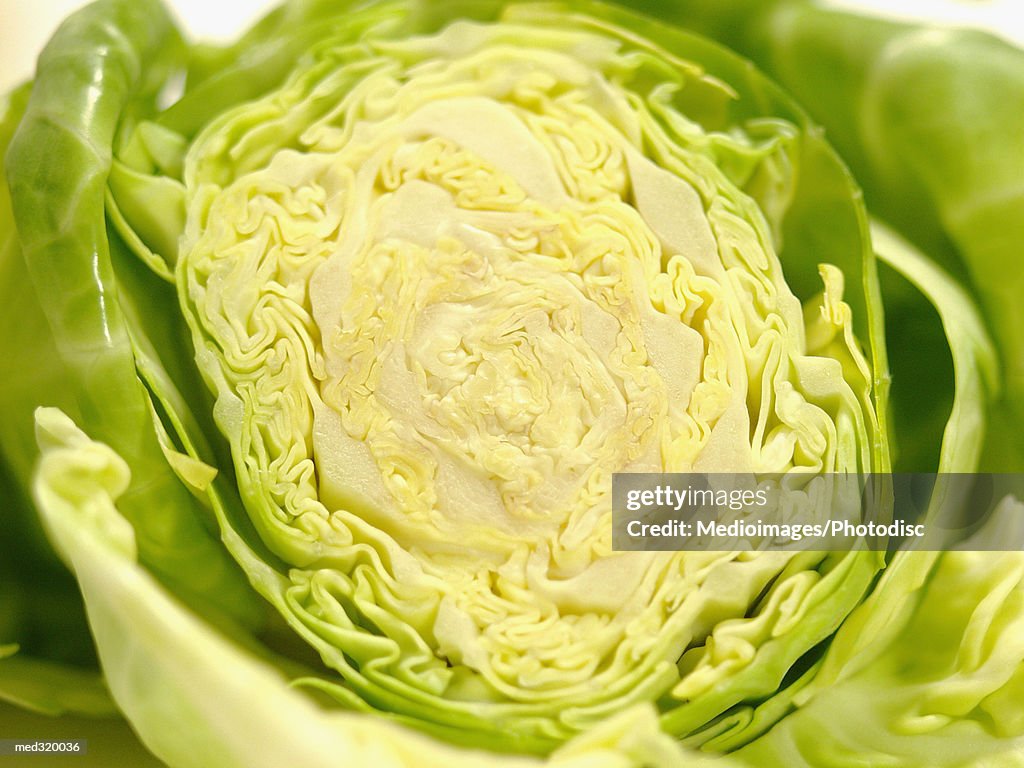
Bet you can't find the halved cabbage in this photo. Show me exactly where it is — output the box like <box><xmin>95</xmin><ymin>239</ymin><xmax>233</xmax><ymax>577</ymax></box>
<box><xmin>172</xmin><ymin>3</ymin><xmax>883</xmax><ymax>752</ymax></box>
<box><xmin>2</xmin><ymin>0</ymin><xmax>931</xmax><ymax>765</ymax></box>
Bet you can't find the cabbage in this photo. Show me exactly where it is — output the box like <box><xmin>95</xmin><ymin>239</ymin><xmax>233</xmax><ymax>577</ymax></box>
<box><xmin>1</xmin><ymin>1</ymin><xmax>1021</xmax><ymax>767</ymax></box>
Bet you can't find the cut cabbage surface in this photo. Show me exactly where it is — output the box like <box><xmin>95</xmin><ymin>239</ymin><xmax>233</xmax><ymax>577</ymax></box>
<box><xmin>176</xmin><ymin>8</ymin><xmax>881</xmax><ymax>751</ymax></box>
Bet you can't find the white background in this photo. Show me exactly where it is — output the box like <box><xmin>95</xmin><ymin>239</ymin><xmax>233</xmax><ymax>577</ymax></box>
<box><xmin>1</xmin><ymin>0</ymin><xmax>1023</xmax><ymax>96</ymax></box>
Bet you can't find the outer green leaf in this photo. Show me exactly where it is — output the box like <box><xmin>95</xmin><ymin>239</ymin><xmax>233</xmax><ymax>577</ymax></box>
<box><xmin>0</xmin><ymin>77</ymin><xmax>112</xmax><ymax>717</ymax></box>
<box><xmin>871</xmin><ymin>221</ymin><xmax>998</xmax><ymax>475</ymax></box>
<box><xmin>3</xmin><ymin>0</ymin><xmax>261</xmax><ymax>625</ymax></box>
